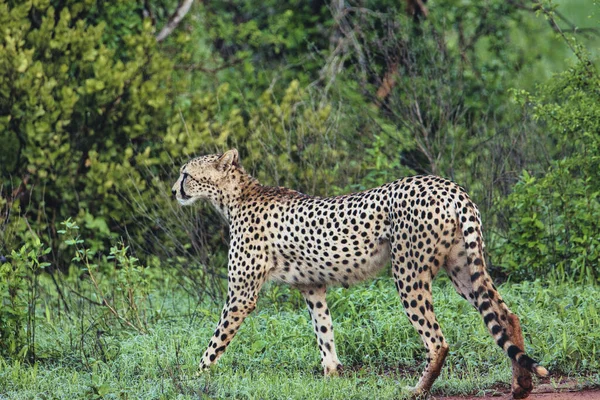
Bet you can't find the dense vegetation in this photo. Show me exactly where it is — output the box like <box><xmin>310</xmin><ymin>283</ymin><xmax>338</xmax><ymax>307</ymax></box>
<box><xmin>0</xmin><ymin>0</ymin><xmax>599</xmax><ymax>398</ymax></box>
<box><xmin>1</xmin><ymin>279</ymin><xmax>599</xmax><ymax>398</ymax></box>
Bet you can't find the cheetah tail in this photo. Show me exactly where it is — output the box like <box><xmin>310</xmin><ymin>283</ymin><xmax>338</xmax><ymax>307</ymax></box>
<box><xmin>513</xmin><ymin>350</ymin><xmax>549</xmax><ymax>377</ymax></box>
<box><xmin>470</xmin><ymin>258</ymin><xmax>548</xmax><ymax>377</ymax></box>
<box><xmin>460</xmin><ymin>204</ymin><xmax>548</xmax><ymax>378</ymax></box>
<box><xmin>471</xmin><ymin>270</ymin><xmax>548</xmax><ymax>376</ymax></box>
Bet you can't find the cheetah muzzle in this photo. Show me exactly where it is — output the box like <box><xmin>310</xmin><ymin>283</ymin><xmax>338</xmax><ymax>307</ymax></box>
<box><xmin>172</xmin><ymin>149</ymin><xmax>548</xmax><ymax>399</ymax></box>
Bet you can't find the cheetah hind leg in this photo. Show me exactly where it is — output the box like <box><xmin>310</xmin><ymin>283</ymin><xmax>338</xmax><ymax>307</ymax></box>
<box><xmin>299</xmin><ymin>285</ymin><xmax>343</xmax><ymax>376</ymax></box>
<box><xmin>392</xmin><ymin>256</ymin><xmax>449</xmax><ymax>397</ymax></box>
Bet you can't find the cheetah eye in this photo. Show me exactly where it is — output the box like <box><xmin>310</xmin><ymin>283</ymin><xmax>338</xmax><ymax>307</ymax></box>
<box><xmin>182</xmin><ymin>172</ymin><xmax>198</xmax><ymax>183</ymax></box>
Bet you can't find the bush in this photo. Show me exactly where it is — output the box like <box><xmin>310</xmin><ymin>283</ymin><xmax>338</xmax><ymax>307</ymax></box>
<box><xmin>0</xmin><ymin>237</ymin><xmax>50</xmax><ymax>360</ymax></box>
<box><xmin>0</xmin><ymin>1</ymin><xmax>175</xmax><ymax>263</ymax></box>
<box><xmin>0</xmin><ymin>0</ymin><xmax>371</xmax><ymax>298</ymax></box>
<box><xmin>493</xmin><ymin>54</ymin><xmax>600</xmax><ymax>283</ymax></box>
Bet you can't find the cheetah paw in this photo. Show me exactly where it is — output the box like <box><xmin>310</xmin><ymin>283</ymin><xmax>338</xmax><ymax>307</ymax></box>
<box><xmin>402</xmin><ymin>386</ymin><xmax>430</xmax><ymax>399</ymax></box>
<box><xmin>194</xmin><ymin>364</ymin><xmax>211</xmax><ymax>377</ymax></box>
<box><xmin>324</xmin><ymin>364</ymin><xmax>344</xmax><ymax>377</ymax></box>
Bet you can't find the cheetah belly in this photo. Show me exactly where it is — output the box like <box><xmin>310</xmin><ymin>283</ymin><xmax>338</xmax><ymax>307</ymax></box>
<box><xmin>270</xmin><ymin>238</ymin><xmax>391</xmax><ymax>287</ymax></box>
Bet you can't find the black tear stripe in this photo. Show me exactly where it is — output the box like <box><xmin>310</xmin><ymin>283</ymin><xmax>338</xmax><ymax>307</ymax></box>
<box><xmin>180</xmin><ymin>173</ymin><xmax>191</xmax><ymax>200</ymax></box>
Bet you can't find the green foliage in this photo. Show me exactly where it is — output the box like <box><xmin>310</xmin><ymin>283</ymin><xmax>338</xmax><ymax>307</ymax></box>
<box><xmin>0</xmin><ymin>279</ymin><xmax>598</xmax><ymax>398</ymax></box>
<box><xmin>59</xmin><ymin>219</ymin><xmax>151</xmax><ymax>333</ymax></box>
<box><xmin>0</xmin><ymin>0</ymin><xmax>372</xmax><ymax>284</ymax></box>
<box><xmin>2</xmin><ymin>0</ymin><xmax>598</xmax><ymax>286</ymax></box>
<box><xmin>1</xmin><ymin>1</ymin><xmax>600</xmax><ymax>398</ymax></box>
<box><xmin>307</xmin><ymin>0</ymin><xmax>566</xmax><ymax>205</ymax></box>
<box><xmin>175</xmin><ymin>0</ymin><xmax>331</xmax><ymax>89</ymax></box>
<box><xmin>0</xmin><ymin>0</ymin><xmax>172</xmax><ymax>262</ymax></box>
<box><xmin>0</xmin><ymin>236</ymin><xmax>50</xmax><ymax>360</ymax></box>
<box><xmin>231</xmin><ymin>81</ymin><xmax>365</xmax><ymax>194</ymax></box>
<box><xmin>494</xmin><ymin>55</ymin><xmax>600</xmax><ymax>283</ymax></box>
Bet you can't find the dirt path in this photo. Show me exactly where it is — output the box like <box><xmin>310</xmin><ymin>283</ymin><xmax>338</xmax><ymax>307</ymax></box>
<box><xmin>438</xmin><ymin>378</ymin><xmax>600</xmax><ymax>400</ymax></box>
<box><xmin>440</xmin><ymin>389</ymin><xmax>600</xmax><ymax>400</ymax></box>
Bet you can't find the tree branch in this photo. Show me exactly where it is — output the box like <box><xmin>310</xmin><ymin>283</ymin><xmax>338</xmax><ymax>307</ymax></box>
<box><xmin>375</xmin><ymin>61</ymin><xmax>399</xmax><ymax>101</ymax></box>
<box><xmin>406</xmin><ymin>0</ymin><xmax>429</xmax><ymax>21</ymax></box>
<box><xmin>173</xmin><ymin>57</ymin><xmax>245</xmax><ymax>74</ymax></box>
<box><xmin>156</xmin><ymin>0</ymin><xmax>195</xmax><ymax>43</ymax></box>
<box><xmin>509</xmin><ymin>0</ymin><xmax>600</xmax><ymax>39</ymax></box>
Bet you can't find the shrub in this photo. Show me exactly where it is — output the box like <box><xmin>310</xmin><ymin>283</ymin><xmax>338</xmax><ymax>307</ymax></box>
<box><xmin>493</xmin><ymin>54</ymin><xmax>600</xmax><ymax>283</ymax></box>
<box><xmin>0</xmin><ymin>1</ymin><xmax>176</xmax><ymax>264</ymax></box>
<box><xmin>0</xmin><ymin>237</ymin><xmax>50</xmax><ymax>360</ymax></box>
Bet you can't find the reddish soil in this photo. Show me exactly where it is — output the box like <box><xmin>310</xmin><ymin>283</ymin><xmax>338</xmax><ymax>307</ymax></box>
<box><xmin>438</xmin><ymin>378</ymin><xmax>600</xmax><ymax>400</ymax></box>
<box><xmin>344</xmin><ymin>364</ymin><xmax>599</xmax><ymax>400</ymax></box>
<box><xmin>439</xmin><ymin>389</ymin><xmax>600</xmax><ymax>400</ymax></box>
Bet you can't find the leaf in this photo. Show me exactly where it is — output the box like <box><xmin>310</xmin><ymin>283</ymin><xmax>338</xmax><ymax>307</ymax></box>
<box><xmin>250</xmin><ymin>340</ymin><xmax>268</xmax><ymax>355</ymax></box>
<box><xmin>16</xmin><ymin>55</ymin><xmax>29</xmax><ymax>73</ymax></box>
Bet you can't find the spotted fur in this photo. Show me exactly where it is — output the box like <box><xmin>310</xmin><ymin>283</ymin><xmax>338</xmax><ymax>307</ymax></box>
<box><xmin>172</xmin><ymin>149</ymin><xmax>547</xmax><ymax>399</ymax></box>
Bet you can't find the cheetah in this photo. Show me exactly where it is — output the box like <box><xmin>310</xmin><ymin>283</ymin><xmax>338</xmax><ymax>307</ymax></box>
<box><xmin>172</xmin><ymin>149</ymin><xmax>547</xmax><ymax>399</ymax></box>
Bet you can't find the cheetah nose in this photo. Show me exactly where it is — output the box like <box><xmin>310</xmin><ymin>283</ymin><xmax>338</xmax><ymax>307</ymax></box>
<box><xmin>171</xmin><ymin>189</ymin><xmax>176</xmax><ymax>197</ymax></box>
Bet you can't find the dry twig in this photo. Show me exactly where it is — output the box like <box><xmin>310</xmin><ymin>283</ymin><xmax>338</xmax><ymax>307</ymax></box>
<box><xmin>156</xmin><ymin>0</ymin><xmax>195</xmax><ymax>43</ymax></box>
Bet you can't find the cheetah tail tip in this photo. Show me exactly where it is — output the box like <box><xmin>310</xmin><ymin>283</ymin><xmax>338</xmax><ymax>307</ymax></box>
<box><xmin>534</xmin><ymin>364</ymin><xmax>549</xmax><ymax>377</ymax></box>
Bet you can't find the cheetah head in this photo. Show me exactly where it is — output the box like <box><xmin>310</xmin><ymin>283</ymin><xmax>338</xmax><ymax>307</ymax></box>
<box><xmin>171</xmin><ymin>149</ymin><xmax>241</xmax><ymax>206</ymax></box>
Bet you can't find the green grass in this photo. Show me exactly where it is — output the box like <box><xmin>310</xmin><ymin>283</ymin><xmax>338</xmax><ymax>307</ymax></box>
<box><xmin>1</xmin><ymin>278</ymin><xmax>599</xmax><ymax>399</ymax></box>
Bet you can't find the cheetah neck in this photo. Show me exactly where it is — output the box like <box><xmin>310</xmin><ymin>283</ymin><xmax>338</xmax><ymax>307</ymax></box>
<box><xmin>210</xmin><ymin>170</ymin><xmax>260</xmax><ymax>222</ymax></box>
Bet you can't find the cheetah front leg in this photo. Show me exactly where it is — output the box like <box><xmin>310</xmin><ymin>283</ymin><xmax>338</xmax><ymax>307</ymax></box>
<box><xmin>299</xmin><ymin>285</ymin><xmax>342</xmax><ymax>376</ymax></box>
<box><xmin>198</xmin><ymin>275</ymin><xmax>264</xmax><ymax>371</ymax></box>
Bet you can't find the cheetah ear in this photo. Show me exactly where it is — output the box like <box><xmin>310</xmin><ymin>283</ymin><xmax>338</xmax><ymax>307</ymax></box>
<box><xmin>217</xmin><ymin>149</ymin><xmax>239</xmax><ymax>171</ymax></box>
